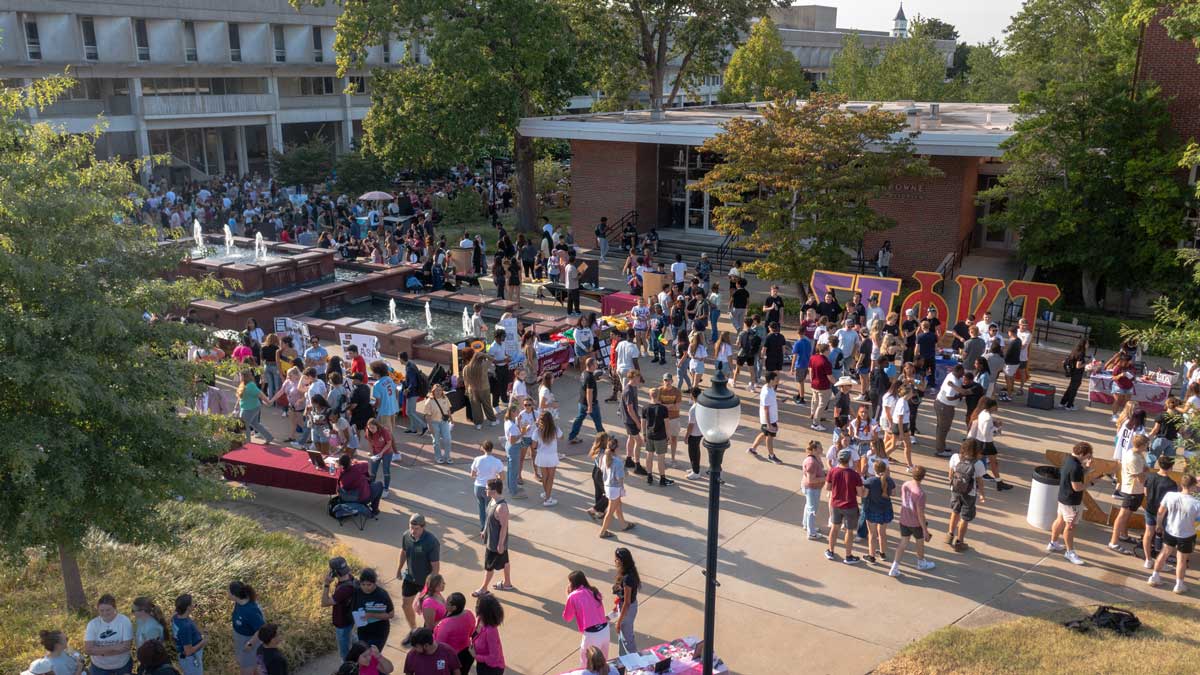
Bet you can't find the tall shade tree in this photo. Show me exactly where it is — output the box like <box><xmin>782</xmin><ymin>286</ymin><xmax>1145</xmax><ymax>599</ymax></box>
<box><xmin>911</xmin><ymin>15</ymin><xmax>959</xmax><ymax>41</ymax></box>
<box><xmin>0</xmin><ymin>77</ymin><xmax>228</xmax><ymax>610</ymax></box>
<box><xmin>719</xmin><ymin>16</ymin><xmax>808</xmax><ymax>103</ymax></box>
<box><xmin>960</xmin><ymin>39</ymin><xmax>1019</xmax><ymax>103</ymax></box>
<box><xmin>269</xmin><ymin>137</ymin><xmax>335</xmax><ymax>190</ymax></box>
<box><xmin>823</xmin><ymin>33</ymin><xmax>877</xmax><ymax>99</ymax></box>
<box><xmin>978</xmin><ymin>74</ymin><xmax>1187</xmax><ymax>308</ymax></box>
<box><xmin>568</xmin><ymin>0</ymin><xmax>782</xmax><ymax>112</ymax></box>
<box><xmin>309</xmin><ymin>0</ymin><xmax>585</xmax><ymax>231</ymax></box>
<box><xmin>692</xmin><ymin>92</ymin><xmax>939</xmax><ymax>293</ymax></box>
<box><xmin>869</xmin><ymin>29</ymin><xmax>952</xmax><ymax>101</ymax></box>
<box><xmin>1005</xmin><ymin>0</ymin><xmax>1140</xmax><ymax>95</ymax></box>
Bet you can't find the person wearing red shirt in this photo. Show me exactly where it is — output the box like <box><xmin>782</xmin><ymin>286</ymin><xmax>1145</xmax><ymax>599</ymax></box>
<box><xmin>346</xmin><ymin>345</ymin><xmax>369</xmax><ymax>382</ymax></box>
<box><xmin>808</xmin><ymin>343</ymin><xmax>834</xmax><ymax>432</ymax></box>
<box><xmin>337</xmin><ymin>455</ymin><xmax>372</xmax><ymax>503</ymax></box>
<box><xmin>825</xmin><ymin>448</ymin><xmax>866</xmax><ymax>564</ymax></box>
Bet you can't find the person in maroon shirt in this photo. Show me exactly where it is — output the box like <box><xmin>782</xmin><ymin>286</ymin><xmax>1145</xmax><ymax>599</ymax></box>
<box><xmin>825</xmin><ymin>448</ymin><xmax>866</xmax><ymax>564</ymax></box>
<box><xmin>402</xmin><ymin>627</ymin><xmax>461</xmax><ymax>675</ymax></box>
<box><xmin>337</xmin><ymin>455</ymin><xmax>372</xmax><ymax>503</ymax></box>
<box><xmin>808</xmin><ymin>343</ymin><xmax>834</xmax><ymax>432</ymax></box>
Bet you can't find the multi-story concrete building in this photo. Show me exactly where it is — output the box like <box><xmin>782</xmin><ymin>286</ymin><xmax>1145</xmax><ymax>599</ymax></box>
<box><xmin>0</xmin><ymin>0</ymin><xmax>405</xmax><ymax>182</ymax></box>
<box><xmin>567</xmin><ymin>4</ymin><xmax>957</xmax><ymax>111</ymax></box>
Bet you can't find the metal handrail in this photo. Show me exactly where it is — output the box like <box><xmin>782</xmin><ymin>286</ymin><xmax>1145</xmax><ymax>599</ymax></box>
<box><xmin>714</xmin><ymin>232</ymin><xmax>736</xmax><ymax>271</ymax></box>
<box><xmin>606</xmin><ymin>209</ymin><xmax>638</xmax><ymax>242</ymax></box>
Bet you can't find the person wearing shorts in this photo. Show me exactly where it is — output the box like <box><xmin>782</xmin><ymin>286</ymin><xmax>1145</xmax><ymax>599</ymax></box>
<box><xmin>640</xmin><ymin>389</ymin><xmax>674</xmax><ymax>487</ymax></box>
<box><xmin>947</xmin><ymin>440</ymin><xmax>987</xmax><ymax>553</ymax></box>
<box><xmin>1149</xmin><ymin>474</ymin><xmax>1200</xmax><ymax>593</ymax></box>
<box><xmin>656</xmin><ymin>373</ymin><xmax>682</xmax><ymax>465</ymax></box>
<box><xmin>395</xmin><ymin>514</ymin><xmax>440</xmax><ymax>642</ymax></box>
<box><xmin>825</xmin><ymin>448</ymin><xmax>865</xmax><ymax>564</ymax></box>
<box><xmin>1048</xmin><ymin>442</ymin><xmax>1092</xmax><ymax>565</ymax></box>
<box><xmin>476</xmin><ymin>478</ymin><xmax>513</xmax><ymax>595</ymax></box>
<box><xmin>1142</xmin><ymin>456</ymin><xmax>1179</xmax><ymax>563</ymax></box>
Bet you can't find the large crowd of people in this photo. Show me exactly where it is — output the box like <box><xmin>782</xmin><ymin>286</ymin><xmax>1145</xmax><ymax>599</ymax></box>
<box><xmin>27</xmin><ymin>175</ymin><xmax>1200</xmax><ymax>675</ymax></box>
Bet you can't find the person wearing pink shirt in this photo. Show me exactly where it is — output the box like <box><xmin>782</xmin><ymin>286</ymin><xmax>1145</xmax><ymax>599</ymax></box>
<box><xmin>471</xmin><ymin>594</ymin><xmax>506</xmax><ymax>675</ymax></box>
<box><xmin>432</xmin><ymin>593</ymin><xmax>474</xmax><ymax>674</ymax></box>
<box><xmin>562</xmin><ymin>571</ymin><xmax>609</xmax><ymax>667</ymax></box>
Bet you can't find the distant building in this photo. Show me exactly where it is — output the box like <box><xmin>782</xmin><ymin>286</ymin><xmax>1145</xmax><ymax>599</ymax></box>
<box><xmin>0</xmin><ymin>0</ymin><xmax>404</xmax><ymax>182</ymax></box>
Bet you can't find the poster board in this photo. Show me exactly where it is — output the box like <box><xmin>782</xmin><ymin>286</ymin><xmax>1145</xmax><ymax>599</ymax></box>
<box><xmin>274</xmin><ymin>317</ymin><xmax>310</xmax><ymax>349</ymax></box>
<box><xmin>338</xmin><ymin>333</ymin><xmax>381</xmax><ymax>362</ymax></box>
<box><xmin>498</xmin><ymin>316</ymin><xmax>520</xmax><ymax>357</ymax></box>
<box><xmin>642</xmin><ymin>270</ymin><xmax>668</xmax><ymax>302</ymax></box>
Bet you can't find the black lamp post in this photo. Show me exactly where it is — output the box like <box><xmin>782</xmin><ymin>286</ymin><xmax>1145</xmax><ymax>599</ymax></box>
<box><xmin>692</xmin><ymin>362</ymin><xmax>741</xmax><ymax>675</ymax></box>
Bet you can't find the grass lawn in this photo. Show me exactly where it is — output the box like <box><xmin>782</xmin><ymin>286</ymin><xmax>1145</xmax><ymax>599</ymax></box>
<box><xmin>2</xmin><ymin>501</ymin><xmax>359</xmax><ymax>675</ymax></box>
<box><xmin>875</xmin><ymin>603</ymin><xmax>1200</xmax><ymax>675</ymax></box>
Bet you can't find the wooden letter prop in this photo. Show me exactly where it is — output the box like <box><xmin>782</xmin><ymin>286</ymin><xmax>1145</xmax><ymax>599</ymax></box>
<box><xmin>853</xmin><ymin>275</ymin><xmax>904</xmax><ymax>315</ymax></box>
<box><xmin>898</xmin><ymin>271</ymin><xmax>950</xmax><ymax>322</ymax></box>
<box><xmin>809</xmin><ymin>270</ymin><xmax>858</xmax><ymax>302</ymax></box>
<box><xmin>1006</xmin><ymin>281</ymin><xmax>1062</xmax><ymax>329</ymax></box>
<box><xmin>953</xmin><ymin>277</ymin><xmax>1007</xmax><ymax>325</ymax></box>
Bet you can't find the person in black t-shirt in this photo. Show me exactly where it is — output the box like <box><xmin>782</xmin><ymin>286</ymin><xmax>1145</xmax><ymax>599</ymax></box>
<box><xmin>762</xmin><ymin>286</ymin><xmax>784</xmax><ymax>327</ymax></box>
<box><xmin>1142</xmin><ymin>455</ymin><xmax>1180</xmax><ymax>561</ymax></box>
<box><xmin>257</xmin><ymin>624</ymin><xmax>288</xmax><ymax>675</ymax></box>
<box><xmin>763</xmin><ymin>322</ymin><xmax>787</xmax><ymax>374</ymax></box>
<box><xmin>924</xmin><ymin>306</ymin><xmax>942</xmax><ymax>336</ymax></box>
<box><xmin>730</xmin><ymin>279</ymin><xmax>751</xmax><ymax>332</ymax></box>
<box><xmin>816</xmin><ymin>291</ymin><xmax>843</xmax><ymax>324</ymax></box>
<box><xmin>568</xmin><ymin>358</ymin><xmax>603</xmax><ymax>443</ymax></box>
<box><xmin>1048</xmin><ymin>442</ymin><xmax>1093</xmax><ymax>566</ymax></box>
<box><xmin>1001</xmin><ymin>327</ymin><xmax>1022</xmax><ymax>402</ymax></box>
<box><xmin>641</xmin><ymin>389</ymin><xmax>673</xmax><ymax>486</ymax></box>
<box><xmin>845</xmin><ymin>291</ymin><xmax>866</xmax><ymax>327</ymax></box>
<box><xmin>352</xmin><ymin>569</ymin><xmax>395</xmax><ymax>650</ymax></box>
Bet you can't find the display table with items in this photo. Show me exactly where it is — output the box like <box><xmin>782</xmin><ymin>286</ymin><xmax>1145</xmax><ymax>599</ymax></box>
<box><xmin>539</xmin><ymin>282</ymin><xmax>618</xmax><ymax>306</ymax></box>
<box><xmin>1088</xmin><ymin>369</ymin><xmax>1176</xmax><ymax>415</ymax></box>
<box><xmin>221</xmin><ymin>443</ymin><xmax>339</xmax><ymax>494</ymax></box>
<box><xmin>933</xmin><ymin>354</ymin><xmax>959</xmax><ymax>387</ymax></box>
<box><xmin>558</xmin><ymin>638</ymin><xmax>726</xmax><ymax>675</ymax></box>
<box><xmin>602</xmin><ymin>292</ymin><xmax>640</xmax><ymax>316</ymax></box>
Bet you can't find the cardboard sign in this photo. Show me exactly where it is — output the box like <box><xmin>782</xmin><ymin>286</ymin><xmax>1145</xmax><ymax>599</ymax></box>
<box><xmin>274</xmin><ymin>317</ymin><xmax>310</xmax><ymax>348</ymax></box>
<box><xmin>339</xmin><ymin>333</ymin><xmax>381</xmax><ymax>362</ymax></box>
<box><xmin>809</xmin><ymin>270</ymin><xmax>1061</xmax><ymax>330</ymax></box>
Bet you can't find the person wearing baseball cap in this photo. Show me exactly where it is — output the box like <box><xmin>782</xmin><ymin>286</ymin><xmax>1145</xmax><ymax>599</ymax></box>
<box><xmin>825</xmin><ymin>447</ymin><xmax>865</xmax><ymax>565</ymax></box>
<box><xmin>21</xmin><ymin>658</ymin><xmax>54</xmax><ymax>675</ymax></box>
<box><xmin>321</xmin><ymin>556</ymin><xmax>357</xmax><ymax>658</ymax></box>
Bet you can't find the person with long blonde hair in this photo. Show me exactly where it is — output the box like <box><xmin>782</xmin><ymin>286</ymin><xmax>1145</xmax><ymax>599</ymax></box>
<box><xmin>599</xmin><ymin>436</ymin><xmax>635</xmax><ymax>537</ymax></box>
<box><xmin>586</xmin><ymin>432</ymin><xmax>611</xmax><ymax>520</ymax></box>
<box><xmin>533</xmin><ymin>411</ymin><xmax>563</xmax><ymax>507</ymax></box>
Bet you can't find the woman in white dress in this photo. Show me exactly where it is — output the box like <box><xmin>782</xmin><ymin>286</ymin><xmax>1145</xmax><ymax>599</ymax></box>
<box><xmin>533</xmin><ymin>411</ymin><xmax>563</xmax><ymax>507</ymax></box>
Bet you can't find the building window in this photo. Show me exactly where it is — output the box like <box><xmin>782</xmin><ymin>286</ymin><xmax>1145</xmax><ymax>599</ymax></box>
<box><xmin>312</xmin><ymin>26</ymin><xmax>323</xmax><ymax>62</ymax></box>
<box><xmin>184</xmin><ymin>21</ymin><xmax>198</xmax><ymax>62</ymax></box>
<box><xmin>228</xmin><ymin>24</ymin><xmax>241</xmax><ymax>62</ymax></box>
<box><xmin>134</xmin><ymin>19</ymin><xmax>150</xmax><ymax>61</ymax></box>
<box><xmin>382</xmin><ymin>37</ymin><xmax>390</xmax><ymax>64</ymax></box>
<box><xmin>348</xmin><ymin>76</ymin><xmax>369</xmax><ymax>95</ymax></box>
<box><xmin>68</xmin><ymin>78</ymin><xmax>103</xmax><ymax>101</ymax></box>
<box><xmin>273</xmin><ymin>25</ymin><xmax>286</xmax><ymax>63</ymax></box>
<box><xmin>24</xmin><ymin>18</ymin><xmax>41</xmax><ymax>60</ymax></box>
<box><xmin>81</xmin><ymin>17</ymin><xmax>99</xmax><ymax>61</ymax></box>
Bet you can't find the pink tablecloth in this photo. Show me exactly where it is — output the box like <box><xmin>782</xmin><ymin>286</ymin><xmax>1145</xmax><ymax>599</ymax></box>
<box><xmin>1088</xmin><ymin>373</ymin><xmax>1172</xmax><ymax>415</ymax></box>
<box><xmin>222</xmin><ymin>443</ymin><xmax>339</xmax><ymax>495</ymax></box>
<box><xmin>602</xmin><ymin>292</ymin><xmax>639</xmax><ymax>316</ymax></box>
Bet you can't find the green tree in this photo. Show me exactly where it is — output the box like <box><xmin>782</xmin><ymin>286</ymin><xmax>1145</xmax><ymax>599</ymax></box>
<box><xmin>1005</xmin><ymin>0</ymin><xmax>1140</xmax><ymax>96</ymax></box>
<box><xmin>0</xmin><ymin>77</ymin><xmax>228</xmax><ymax>610</ymax></box>
<box><xmin>718</xmin><ymin>17</ymin><xmax>808</xmax><ymax>103</ymax></box>
<box><xmin>334</xmin><ymin>150</ymin><xmax>392</xmax><ymax>200</ymax></box>
<box><xmin>870</xmin><ymin>30</ymin><xmax>952</xmax><ymax>101</ymax></box>
<box><xmin>312</xmin><ymin>0</ymin><xmax>584</xmax><ymax>232</ymax></box>
<box><xmin>823</xmin><ymin>33</ymin><xmax>877</xmax><ymax>99</ymax></box>
<box><xmin>567</xmin><ymin>0</ymin><xmax>778</xmax><ymax>112</ymax></box>
<box><xmin>960</xmin><ymin>39</ymin><xmax>1018</xmax><ymax>102</ymax></box>
<box><xmin>692</xmin><ymin>92</ymin><xmax>939</xmax><ymax>292</ymax></box>
<box><xmin>269</xmin><ymin>137</ymin><xmax>335</xmax><ymax>189</ymax></box>
<box><xmin>911</xmin><ymin>15</ymin><xmax>959</xmax><ymax>41</ymax></box>
<box><xmin>979</xmin><ymin>74</ymin><xmax>1187</xmax><ymax>307</ymax></box>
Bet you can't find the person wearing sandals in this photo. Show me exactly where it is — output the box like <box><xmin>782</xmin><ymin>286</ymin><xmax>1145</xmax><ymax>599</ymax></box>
<box><xmin>600</xmin><ymin>435</ymin><xmax>636</xmax><ymax>538</ymax></box>
<box><xmin>563</xmin><ymin>571</ymin><xmax>610</xmax><ymax>668</ymax></box>
<box><xmin>1109</xmin><ymin>434</ymin><xmax>1149</xmax><ymax>556</ymax></box>
<box><xmin>862</xmin><ymin>460</ymin><xmax>895</xmax><ymax>564</ymax></box>
<box><xmin>474</xmin><ymin>478</ymin><xmax>514</xmax><ymax>597</ymax></box>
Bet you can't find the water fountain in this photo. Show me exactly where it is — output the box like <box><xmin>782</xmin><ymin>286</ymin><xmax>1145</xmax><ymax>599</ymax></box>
<box><xmin>254</xmin><ymin>232</ymin><xmax>268</xmax><ymax>262</ymax></box>
<box><xmin>389</xmin><ymin>298</ymin><xmax>398</xmax><ymax>324</ymax></box>
<box><xmin>462</xmin><ymin>307</ymin><xmax>472</xmax><ymax>337</ymax></box>
<box><xmin>192</xmin><ymin>220</ymin><xmax>205</xmax><ymax>255</ymax></box>
<box><xmin>223</xmin><ymin>223</ymin><xmax>234</xmax><ymax>257</ymax></box>
<box><xmin>425</xmin><ymin>300</ymin><xmax>434</xmax><ymax>329</ymax></box>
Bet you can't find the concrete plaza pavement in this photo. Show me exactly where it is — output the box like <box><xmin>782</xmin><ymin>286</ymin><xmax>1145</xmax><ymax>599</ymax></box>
<box><xmin>228</xmin><ymin>262</ymin><xmax>1196</xmax><ymax>675</ymax></box>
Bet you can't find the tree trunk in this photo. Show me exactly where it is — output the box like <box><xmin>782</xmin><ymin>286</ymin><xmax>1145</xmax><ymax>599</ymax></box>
<box><xmin>514</xmin><ymin>131</ymin><xmax>536</xmax><ymax>232</ymax></box>
<box><xmin>59</xmin><ymin>542</ymin><xmax>87</xmax><ymax>612</ymax></box>
<box><xmin>1080</xmin><ymin>269</ymin><xmax>1100</xmax><ymax>310</ymax></box>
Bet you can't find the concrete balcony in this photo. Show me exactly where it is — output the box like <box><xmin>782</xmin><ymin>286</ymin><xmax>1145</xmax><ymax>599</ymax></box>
<box><xmin>141</xmin><ymin>94</ymin><xmax>275</xmax><ymax>117</ymax></box>
<box><xmin>278</xmin><ymin>95</ymin><xmax>342</xmax><ymax>110</ymax></box>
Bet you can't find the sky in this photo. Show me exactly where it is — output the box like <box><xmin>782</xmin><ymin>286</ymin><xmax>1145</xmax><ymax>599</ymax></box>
<box><xmin>813</xmin><ymin>0</ymin><xmax>1028</xmax><ymax>45</ymax></box>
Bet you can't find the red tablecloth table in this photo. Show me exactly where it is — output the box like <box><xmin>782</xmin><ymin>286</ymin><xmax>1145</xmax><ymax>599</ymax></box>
<box><xmin>601</xmin><ymin>291</ymin><xmax>639</xmax><ymax>316</ymax></box>
<box><xmin>221</xmin><ymin>443</ymin><xmax>339</xmax><ymax>495</ymax></box>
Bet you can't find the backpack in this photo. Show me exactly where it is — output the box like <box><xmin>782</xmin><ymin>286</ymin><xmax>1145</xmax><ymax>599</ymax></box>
<box><xmin>412</xmin><ymin>368</ymin><xmax>430</xmax><ymax>398</ymax></box>
<box><xmin>327</xmin><ymin>495</ymin><xmax>374</xmax><ymax>530</ymax></box>
<box><xmin>951</xmin><ymin>458</ymin><xmax>976</xmax><ymax>495</ymax></box>
<box><xmin>1064</xmin><ymin>605</ymin><xmax>1141</xmax><ymax>636</ymax></box>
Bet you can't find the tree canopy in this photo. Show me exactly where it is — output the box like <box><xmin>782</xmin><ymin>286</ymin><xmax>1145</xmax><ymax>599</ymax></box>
<box><xmin>0</xmin><ymin>77</ymin><xmax>228</xmax><ymax>609</ymax></box>
<box><xmin>718</xmin><ymin>16</ymin><xmax>808</xmax><ymax>103</ymax></box>
<box><xmin>692</xmin><ymin>92</ymin><xmax>939</xmax><ymax>290</ymax></box>
<box><xmin>269</xmin><ymin>137</ymin><xmax>334</xmax><ymax>189</ymax></box>
<box><xmin>823</xmin><ymin>31</ymin><xmax>950</xmax><ymax>101</ymax></box>
<box><xmin>567</xmin><ymin>0</ymin><xmax>779</xmax><ymax>111</ymax></box>
<box><xmin>310</xmin><ymin>0</ymin><xmax>585</xmax><ymax>230</ymax></box>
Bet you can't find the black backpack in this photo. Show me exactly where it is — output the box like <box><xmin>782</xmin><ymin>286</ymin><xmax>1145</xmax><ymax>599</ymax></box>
<box><xmin>1064</xmin><ymin>606</ymin><xmax>1140</xmax><ymax>636</ymax></box>
<box><xmin>951</xmin><ymin>459</ymin><xmax>976</xmax><ymax>495</ymax></box>
<box><xmin>413</xmin><ymin>368</ymin><xmax>430</xmax><ymax>398</ymax></box>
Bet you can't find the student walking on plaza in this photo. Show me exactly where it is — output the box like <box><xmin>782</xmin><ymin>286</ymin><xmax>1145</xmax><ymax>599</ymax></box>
<box><xmin>1109</xmin><ymin>434</ymin><xmax>1149</xmax><ymax>555</ymax></box>
<box><xmin>562</xmin><ymin>571</ymin><xmax>610</xmax><ymax>667</ymax></box>
<box><xmin>600</xmin><ymin>435</ymin><xmax>635</xmax><ymax>538</ymax></box>
<box><xmin>641</xmin><ymin>388</ymin><xmax>674</xmax><ymax>486</ymax></box>
<box><xmin>470</xmin><ymin>441</ymin><xmax>505</xmax><ymax>531</ymax></box>
<box><xmin>586</xmin><ymin>433</ymin><xmax>612</xmax><ymax>519</ymax></box>
<box><xmin>747</xmin><ymin>371</ymin><xmax>783</xmax><ymax>463</ymax></box>
<box><xmin>802</xmin><ymin>440</ymin><xmax>827</xmax><ymax>540</ymax></box>
<box><xmin>612</xmin><ymin>548</ymin><xmax>642</xmax><ymax>654</ymax></box>
<box><xmin>968</xmin><ymin>398</ymin><xmax>1012</xmax><ymax>491</ymax></box>
<box><xmin>1142</xmin><ymin>456</ymin><xmax>1179</xmax><ymax>566</ymax></box>
<box><xmin>825</xmin><ymin>448</ymin><xmax>865</xmax><ymax>564</ymax></box>
<box><xmin>1058</xmin><ymin>338</ymin><xmax>1089</xmax><ymax>411</ymax></box>
<box><xmin>395</xmin><ymin>514</ymin><xmax>441</xmax><ymax>641</ymax></box>
<box><xmin>1048</xmin><ymin>442</ymin><xmax>1093</xmax><ymax>565</ymax></box>
<box><xmin>475</xmin><ymin>478</ymin><xmax>514</xmax><ymax>596</ymax></box>
<box><xmin>568</xmin><ymin>358</ymin><xmax>604</xmax><ymax>444</ymax></box>
<box><xmin>1148</xmin><ymin>474</ymin><xmax>1200</xmax><ymax>594</ymax></box>
<box><xmin>890</xmin><ymin>466</ymin><xmax>936</xmax><ymax>577</ymax></box>
<box><xmin>947</xmin><ymin>440</ymin><xmax>987</xmax><ymax>553</ymax></box>
<box><xmin>236</xmin><ymin>370</ymin><xmax>276</xmax><ymax>444</ymax></box>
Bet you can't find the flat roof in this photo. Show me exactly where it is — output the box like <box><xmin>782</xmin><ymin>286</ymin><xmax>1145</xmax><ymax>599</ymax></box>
<box><xmin>518</xmin><ymin>101</ymin><xmax>1017</xmax><ymax>158</ymax></box>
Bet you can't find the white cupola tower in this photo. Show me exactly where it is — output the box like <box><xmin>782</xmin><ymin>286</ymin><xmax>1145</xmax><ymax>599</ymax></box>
<box><xmin>892</xmin><ymin>3</ymin><xmax>908</xmax><ymax>38</ymax></box>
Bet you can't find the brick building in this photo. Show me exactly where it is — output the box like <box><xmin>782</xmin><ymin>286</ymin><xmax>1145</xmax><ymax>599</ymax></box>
<box><xmin>1137</xmin><ymin>9</ymin><xmax>1200</xmax><ymax>144</ymax></box>
<box><xmin>518</xmin><ymin>102</ymin><xmax>1016</xmax><ymax>277</ymax></box>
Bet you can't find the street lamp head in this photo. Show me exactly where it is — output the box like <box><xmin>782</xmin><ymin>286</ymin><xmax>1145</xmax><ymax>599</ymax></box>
<box><xmin>695</xmin><ymin>362</ymin><xmax>741</xmax><ymax>444</ymax></box>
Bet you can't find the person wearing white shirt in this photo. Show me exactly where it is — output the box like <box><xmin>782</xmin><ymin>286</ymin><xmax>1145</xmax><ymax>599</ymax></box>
<box><xmin>460</xmin><ymin>237</ymin><xmax>475</xmax><ymax>248</ymax></box>
<box><xmin>933</xmin><ymin>365</ymin><xmax>968</xmax><ymax>458</ymax></box>
<box><xmin>470</xmin><ymin>304</ymin><xmax>488</xmax><ymax>338</ymax></box>
<box><xmin>967</xmin><ymin>398</ymin><xmax>1011</xmax><ymax>491</ymax></box>
<box><xmin>470</xmin><ymin>441</ymin><xmax>506</xmax><ymax>530</ymax></box>
<box><xmin>669</xmin><ymin>256</ymin><xmax>688</xmax><ymax>285</ymax></box>
<box><xmin>84</xmin><ymin>595</ymin><xmax>133</xmax><ymax>674</ymax></box>
<box><xmin>1016</xmin><ymin>319</ymin><xmax>1034</xmax><ymax>396</ymax></box>
<box><xmin>866</xmin><ymin>296</ymin><xmax>886</xmax><ymax>326</ymax></box>
<box><xmin>746</xmin><ymin>372</ymin><xmax>782</xmax><ymax>463</ymax></box>
<box><xmin>976</xmin><ymin>313</ymin><xmax>994</xmax><ymax>339</ymax></box>
<box><xmin>1148</xmin><ymin>474</ymin><xmax>1200</xmax><ymax>593</ymax></box>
